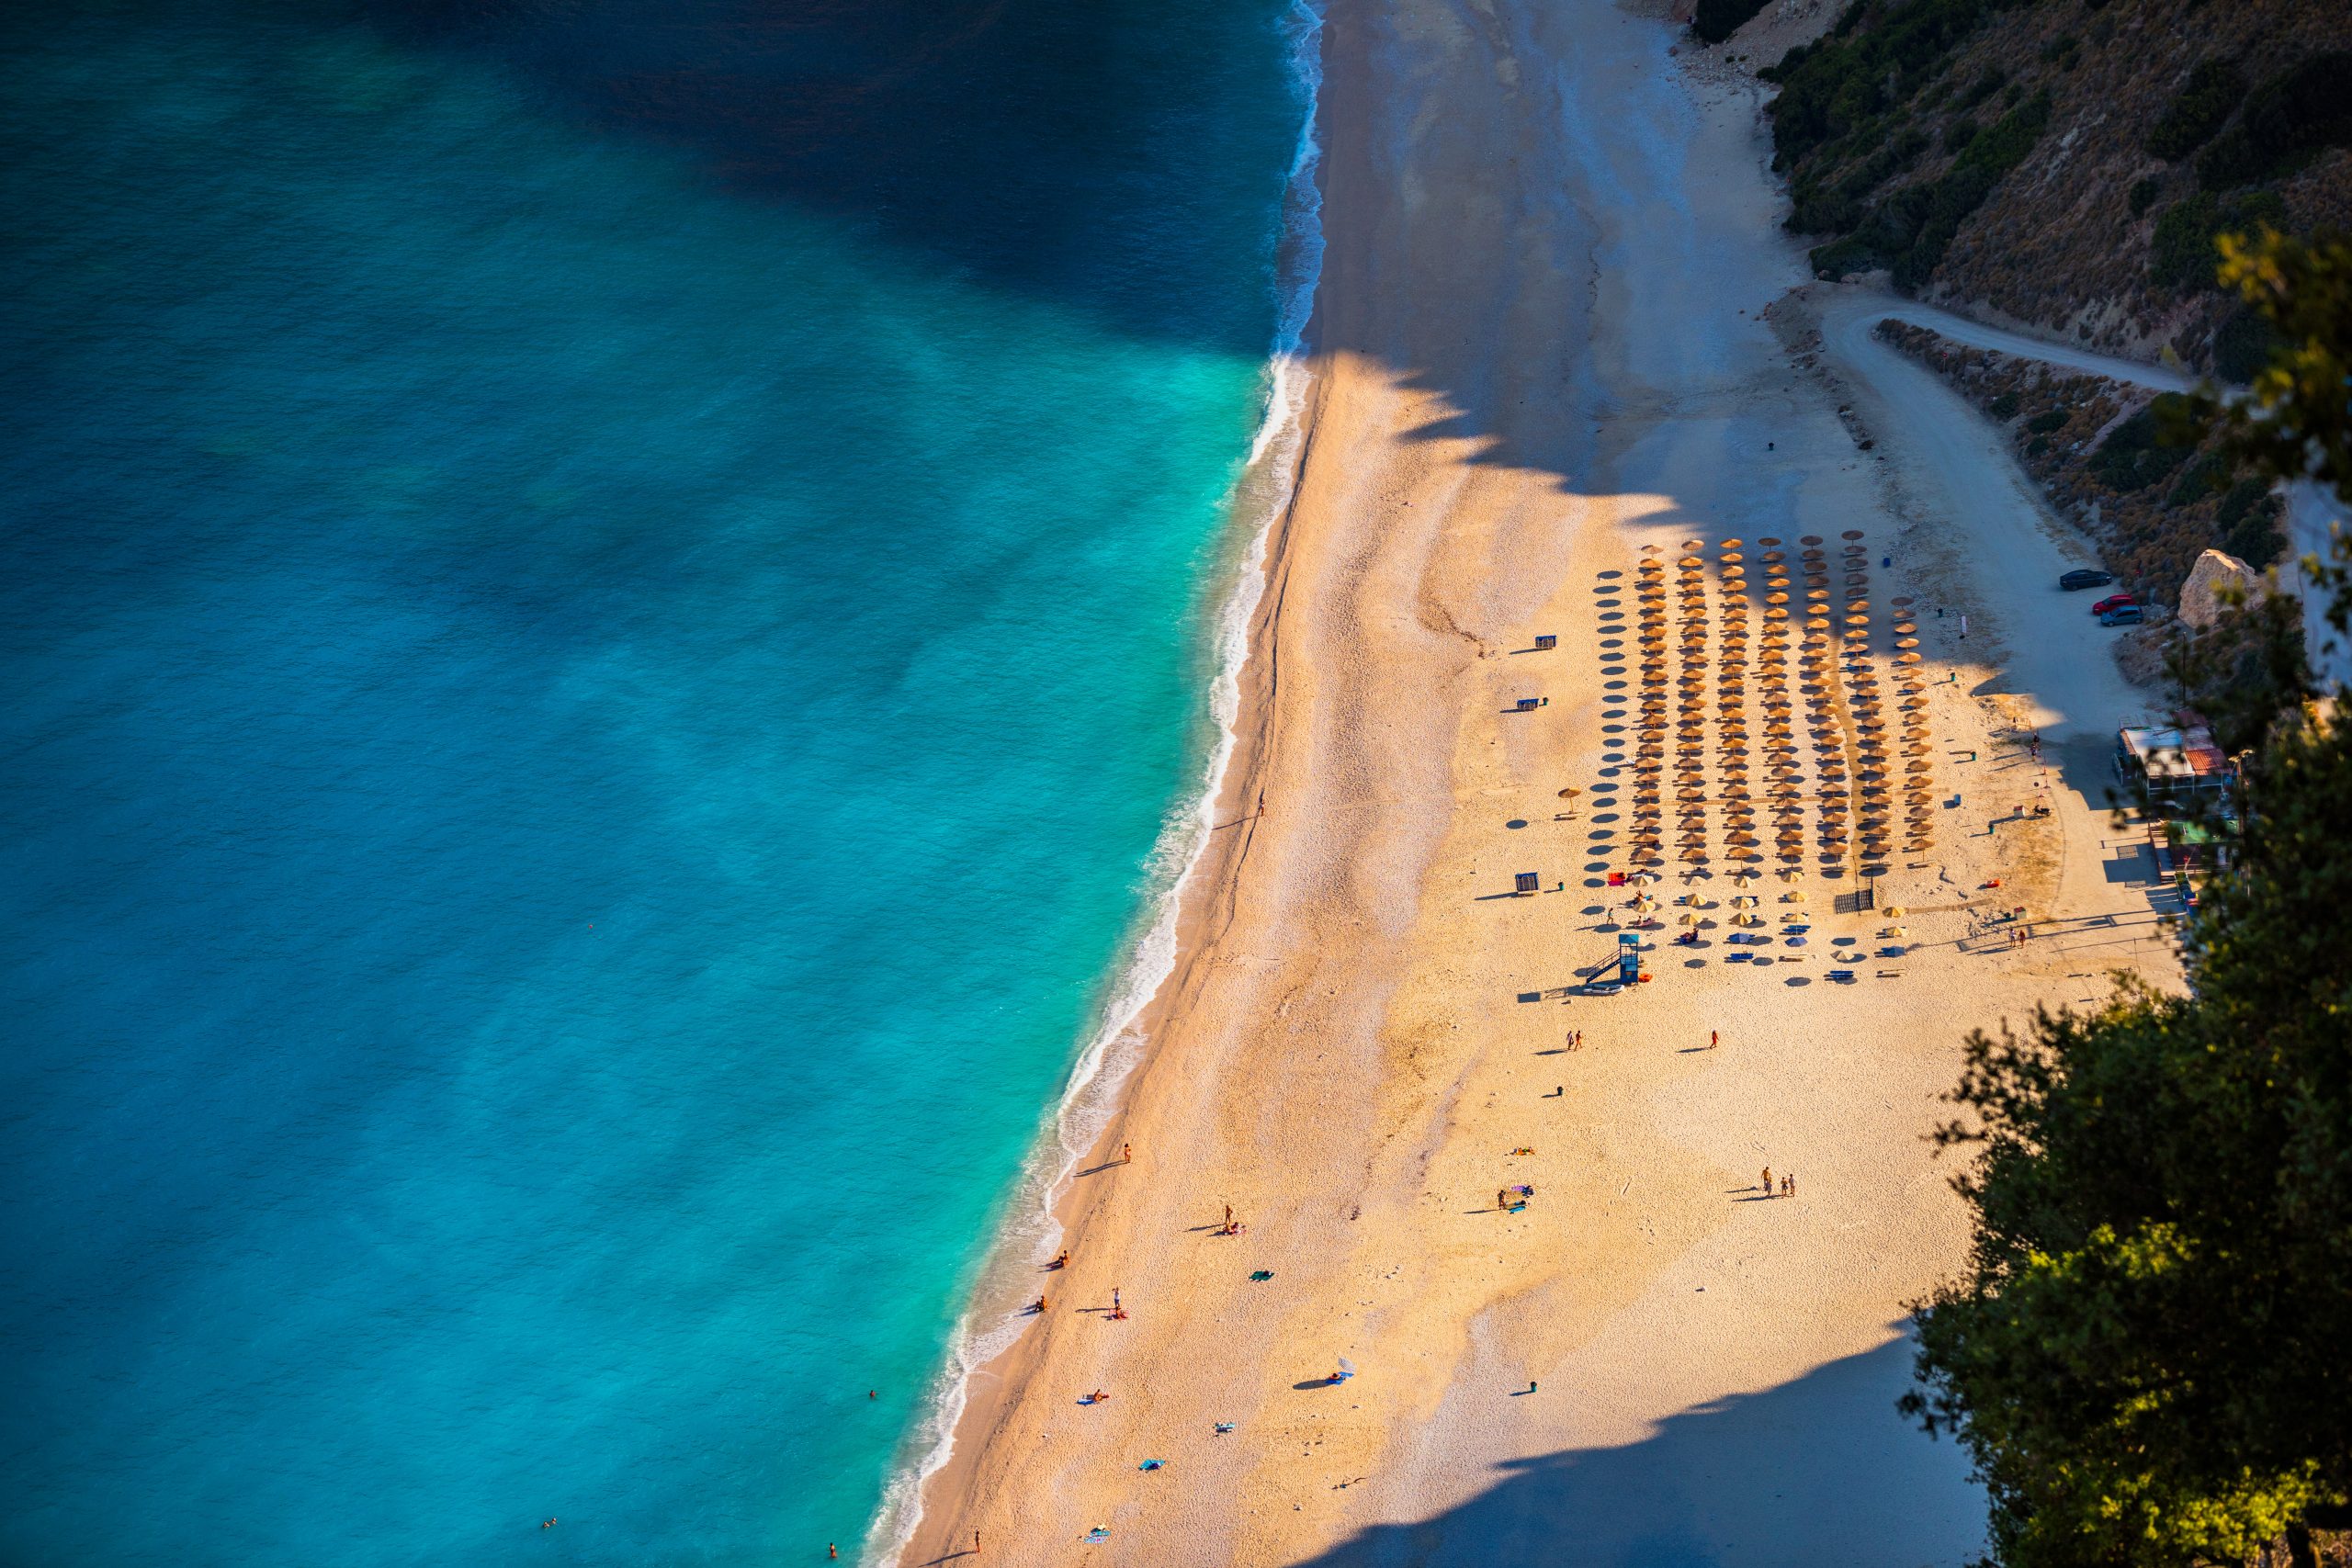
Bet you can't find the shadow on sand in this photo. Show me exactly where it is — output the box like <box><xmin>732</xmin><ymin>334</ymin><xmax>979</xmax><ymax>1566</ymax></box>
<box><xmin>1283</xmin><ymin>1337</ymin><xmax>1984</xmax><ymax>1568</ymax></box>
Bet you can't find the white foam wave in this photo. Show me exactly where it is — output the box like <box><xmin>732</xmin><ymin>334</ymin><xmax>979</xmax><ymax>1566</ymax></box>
<box><xmin>861</xmin><ymin>4</ymin><xmax>1326</xmax><ymax>1560</ymax></box>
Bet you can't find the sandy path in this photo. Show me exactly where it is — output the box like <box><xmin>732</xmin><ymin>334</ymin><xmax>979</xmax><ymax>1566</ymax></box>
<box><xmin>898</xmin><ymin>3</ymin><xmax>2185</xmax><ymax>1564</ymax></box>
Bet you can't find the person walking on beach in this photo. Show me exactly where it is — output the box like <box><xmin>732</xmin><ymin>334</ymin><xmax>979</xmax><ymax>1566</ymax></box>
<box><xmin>1787</xmin><ymin>1171</ymin><xmax>1798</xmax><ymax>1198</ymax></box>
<box><xmin>1710</xmin><ymin>1029</ymin><xmax>1718</xmax><ymax>1050</ymax></box>
<box><xmin>1761</xmin><ymin>1166</ymin><xmax>1771</xmax><ymax>1195</ymax></box>
<box><xmin>1121</xmin><ymin>1142</ymin><xmax>1132</xmax><ymax>1165</ymax></box>
<box><xmin>1111</xmin><ymin>1286</ymin><xmax>1124</xmax><ymax>1320</ymax></box>
<box><xmin>1498</xmin><ymin>1188</ymin><xmax>1510</xmax><ymax>1211</ymax></box>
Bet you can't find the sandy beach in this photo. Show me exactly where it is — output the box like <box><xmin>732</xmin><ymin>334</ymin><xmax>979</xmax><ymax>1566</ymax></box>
<box><xmin>900</xmin><ymin>0</ymin><xmax>2188</xmax><ymax>1561</ymax></box>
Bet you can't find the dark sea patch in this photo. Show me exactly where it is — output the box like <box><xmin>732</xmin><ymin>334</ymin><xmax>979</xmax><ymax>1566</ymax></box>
<box><xmin>363</xmin><ymin>0</ymin><xmax>1302</xmax><ymax>355</ymax></box>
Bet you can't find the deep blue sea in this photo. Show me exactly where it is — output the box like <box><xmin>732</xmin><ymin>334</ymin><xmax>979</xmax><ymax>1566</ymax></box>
<box><xmin>0</xmin><ymin>4</ymin><xmax>1311</xmax><ymax>1562</ymax></box>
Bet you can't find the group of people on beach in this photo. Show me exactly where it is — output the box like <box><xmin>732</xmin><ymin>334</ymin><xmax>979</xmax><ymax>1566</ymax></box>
<box><xmin>1761</xmin><ymin>1166</ymin><xmax>1796</xmax><ymax>1198</ymax></box>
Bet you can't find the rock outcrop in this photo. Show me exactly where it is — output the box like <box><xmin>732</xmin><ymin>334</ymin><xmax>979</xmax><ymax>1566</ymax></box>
<box><xmin>2178</xmin><ymin>547</ymin><xmax>2264</xmax><ymax>631</ymax></box>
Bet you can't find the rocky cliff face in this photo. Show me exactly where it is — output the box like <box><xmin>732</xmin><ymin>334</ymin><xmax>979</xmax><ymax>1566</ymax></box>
<box><xmin>1730</xmin><ymin>0</ymin><xmax>2352</xmax><ymax>369</ymax></box>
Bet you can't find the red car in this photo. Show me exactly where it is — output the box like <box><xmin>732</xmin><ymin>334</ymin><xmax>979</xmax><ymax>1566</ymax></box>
<box><xmin>2091</xmin><ymin>592</ymin><xmax>2138</xmax><ymax>615</ymax></box>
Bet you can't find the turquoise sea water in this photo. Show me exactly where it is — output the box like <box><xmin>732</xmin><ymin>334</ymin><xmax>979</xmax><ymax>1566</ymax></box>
<box><xmin>0</xmin><ymin>5</ymin><xmax>1306</xmax><ymax>1562</ymax></box>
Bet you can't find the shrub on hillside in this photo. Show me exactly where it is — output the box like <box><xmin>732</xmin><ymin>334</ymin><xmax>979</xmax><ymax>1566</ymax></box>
<box><xmin>2090</xmin><ymin>398</ymin><xmax>2196</xmax><ymax>492</ymax></box>
<box><xmin>1892</xmin><ymin>91</ymin><xmax>2052</xmax><ymax>286</ymax></box>
<box><xmin>2145</xmin><ymin>60</ymin><xmax>2245</xmax><ymax>162</ymax></box>
<box><xmin>2198</xmin><ymin>51</ymin><xmax>2352</xmax><ymax>190</ymax></box>
<box><xmin>1762</xmin><ymin>0</ymin><xmax>2025</xmax><ymax>171</ymax></box>
<box><xmin>2164</xmin><ymin>447</ymin><xmax>2233</xmax><ymax>508</ymax></box>
<box><xmin>2152</xmin><ymin>190</ymin><xmax>2287</xmax><ymax>290</ymax></box>
<box><xmin>2216</xmin><ymin>477</ymin><xmax>2286</xmax><ymax>564</ymax></box>
<box><xmin>2211</xmin><ymin>306</ymin><xmax>2276</xmax><ymax>384</ymax></box>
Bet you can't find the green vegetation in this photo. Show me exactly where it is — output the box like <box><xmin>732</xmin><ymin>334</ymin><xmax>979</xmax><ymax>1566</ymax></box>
<box><xmin>1767</xmin><ymin>0</ymin><xmax>2053</xmax><ymax>289</ymax></box>
<box><xmin>2213</xmin><ymin>475</ymin><xmax>2285</xmax><ymax>566</ymax></box>
<box><xmin>2144</xmin><ymin>59</ymin><xmax>2245</xmax><ymax>162</ymax></box>
<box><xmin>2150</xmin><ymin>189</ymin><xmax>2287</xmax><ymax>291</ymax></box>
<box><xmin>1910</xmin><ymin>231</ymin><xmax>2352</xmax><ymax>1568</ymax></box>
<box><xmin>2162</xmin><ymin>446</ymin><xmax>2232</xmax><ymax>508</ymax></box>
<box><xmin>2127</xmin><ymin>176</ymin><xmax>2161</xmax><ymax>218</ymax></box>
<box><xmin>1906</xmin><ymin>697</ymin><xmax>2352</xmax><ymax>1565</ymax></box>
<box><xmin>1819</xmin><ymin>90</ymin><xmax>2050</xmax><ymax>287</ymax></box>
<box><xmin>2211</xmin><ymin>305</ymin><xmax>2276</xmax><ymax>383</ymax></box>
<box><xmin>1987</xmin><ymin>389</ymin><xmax>2020</xmax><ymax>420</ymax></box>
<box><xmin>2088</xmin><ymin>396</ymin><xmax>2194</xmax><ymax>491</ymax></box>
<box><xmin>1956</xmin><ymin>66</ymin><xmax>2007</xmax><ymax>113</ymax></box>
<box><xmin>2025</xmin><ymin>407</ymin><xmax>2070</xmax><ymax>434</ymax></box>
<box><xmin>2196</xmin><ymin>51</ymin><xmax>2352</xmax><ymax>191</ymax></box>
<box><xmin>2188</xmin><ymin>230</ymin><xmax>2352</xmax><ymax>505</ymax></box>
<box><xmin>1692</xmin><ymin>0</ymin><xmax>1770</xmax><ymax>45</ymax></box>
<box><xmin>1764</xmin><ymin>0</ymin><xmax>2023</xmax><ymax>172</ymax></box>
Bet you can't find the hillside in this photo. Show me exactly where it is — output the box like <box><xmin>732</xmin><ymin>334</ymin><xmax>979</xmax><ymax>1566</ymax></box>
<box><xmin>1713</xmin><ymin>0</ymin><xmax>2352</xmax><ymax>371</ymax></box>
<box><xmin>1673</xmin><ymin>0</ymin><xmax>2350</xmax><ymax>618</ymax></box>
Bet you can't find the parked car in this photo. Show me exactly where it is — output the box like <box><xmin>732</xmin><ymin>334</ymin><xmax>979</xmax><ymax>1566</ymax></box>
<box><xmin>2100</xmin><ymin>604</ymin><xmax>2144</xmax><ymax>626</ymax></box>
<box><xmin>2059</xmin><ymin>569</ymin><xmax>2114</xmax><ymax>591</ymax></box>
<box><xmin>2091</xmin><ymin>592</ymin><xmax>2138</xmax><ymax>615</ymax></box>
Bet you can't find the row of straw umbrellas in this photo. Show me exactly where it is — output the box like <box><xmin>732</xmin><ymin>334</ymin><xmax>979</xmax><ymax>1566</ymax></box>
<box><xmin>1623</xmin><ymin>532</ymin><xmax>1933</xmax><ymax>867</ymax></box>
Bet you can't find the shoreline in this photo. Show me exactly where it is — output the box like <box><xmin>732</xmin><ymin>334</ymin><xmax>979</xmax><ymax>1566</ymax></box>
<box><xmin>898</xmin><ymin>0</ymin><xmax>2187</xmax><ymax>1559</ymax></box>
<box><xmin>862</xmin><ymin>3</ymin><xmax>1329</xmax><ymax>1555</ymax></box>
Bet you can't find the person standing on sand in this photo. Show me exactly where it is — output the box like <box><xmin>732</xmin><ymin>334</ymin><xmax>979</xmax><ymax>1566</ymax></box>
<box><xmin>1121</xmin><ymin>1142</ymin><xmax>1132</xmax><ymax>1165</ymax></box>
<box><xmin>1710</xmin><ymin>1029</ymin><xmax>1718</xmax><ymax>1049</ymax></box>
<box><xmin>1761</xmin><ymin>1166</ymin><xmax>1771</xmax><ymax>1195</ymax></box>
<box><xmin>1788</xmin><ymin>1172</ymin><xmax>1798</xmax><ymax>1198</ymax></box>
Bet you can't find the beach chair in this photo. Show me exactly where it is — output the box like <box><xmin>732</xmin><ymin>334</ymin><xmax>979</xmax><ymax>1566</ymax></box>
<box><xmin>1827</xmin><ymin>967</ymin><xmax>1856</xmax><ymax>983</ymax></box>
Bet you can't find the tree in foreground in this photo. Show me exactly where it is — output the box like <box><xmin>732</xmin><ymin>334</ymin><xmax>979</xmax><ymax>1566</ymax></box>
<box><xmin>1907</xmin><ymin>231</ymin><xmax>2352</xmax><ymax>1568</ymax></box>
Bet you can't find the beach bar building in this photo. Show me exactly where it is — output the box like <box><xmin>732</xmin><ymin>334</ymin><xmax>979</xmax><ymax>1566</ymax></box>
<box><xmin>2114</xmin><ymin>724</ymin><xmax>2233</xmax><ymax>809</ymax></box>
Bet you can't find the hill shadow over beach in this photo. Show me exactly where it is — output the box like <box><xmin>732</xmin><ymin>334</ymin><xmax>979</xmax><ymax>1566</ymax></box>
<box><xmin>358</xmin><ymin>0</ymin><xmax>1311</xmax><ymax>359</ymax></box>
<box><xmin>1288</xmin><ymin>1338</ymin><xmax>1984</xmax><ymax>1568</ymax></box>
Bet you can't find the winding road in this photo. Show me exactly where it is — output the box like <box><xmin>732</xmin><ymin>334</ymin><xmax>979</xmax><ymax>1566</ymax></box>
<box><xmin>1818</xmin><ymin>287</ymin><xmax>2349</xmax><ymax>689</ymax></box>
